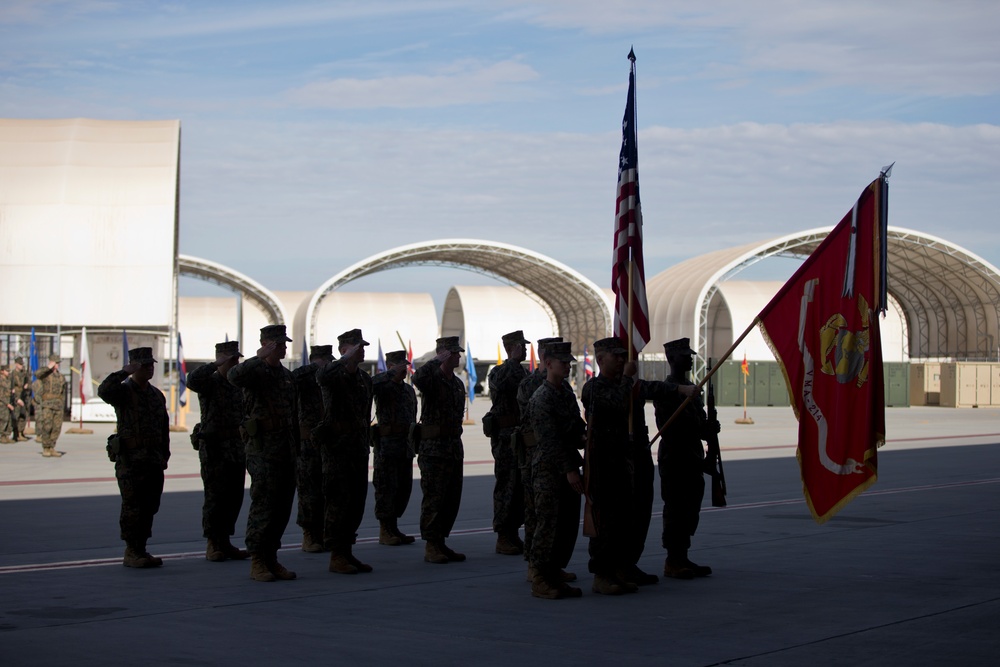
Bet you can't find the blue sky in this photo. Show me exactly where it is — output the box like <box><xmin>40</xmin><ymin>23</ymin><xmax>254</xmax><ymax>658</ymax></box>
<box><xmin>3</xmin><ymin>0</ymin><xmax>999</xmax><ymax>301</ymax></box>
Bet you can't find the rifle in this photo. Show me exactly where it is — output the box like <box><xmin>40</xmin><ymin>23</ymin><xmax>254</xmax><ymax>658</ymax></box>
<box><xmin>705</xmin><ymin>360</ymin><xmax>727</xmax><ymax>507</ymax></box>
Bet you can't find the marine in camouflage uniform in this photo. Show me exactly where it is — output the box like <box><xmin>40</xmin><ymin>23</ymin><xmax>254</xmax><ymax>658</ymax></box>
<box><xmin>582</xmin><ymin>336</ymin><xmax>640</xmax><ymax>595</ymax></box>
<box><xmin>186</xmin><ymin>340</ymin><xmax>249</xmax><ymax>562</ymax></box>
<box><xmin>32</xmin><ymin>353</ymin><xmax>65</xmax><ymax>457</ymax></box>
<box><xmin>527</xmin><ymin>341</ymin><xmax>585</xmax><ymax>600</ymax></box>
<box><xmin>1</xmin><ymin>365</ymin><xmax>13</xmax><ymax>443</ymax></box>
<box><xmin>9</xmin><ymin>357</ymin><xmax>30</xmax><ymax>441</ymax></box>
<box><xmin>413</xmin><ymin>336</ymin><xmax>468</xmax><ymax>564</ymax></box>
<box><xmin>316</xmin><ymin>329</ymin><xmax>374</xmax><ymax>574</ymax></box>
<box><xmin>654</xmin><ymin>338</ymin><xmax>718</xmax><ymax>580</ymax></box>
<box><xmin>292</xmin><ymin>344</ymin><xmax>333</xmax><ymax>553</ymax></box>
<box><xmin>98</xmin><ymin>347</ymin><xmax>170</xmax><ymax>569</ymax></box>
<box><xmin>487</xmin><ymin>330</ymin><xmax>529</xmax><ymax>556</ymax></box>
<box><xmin>228</xmin><ymin>324</ymin><xmax>299</xmax><ymax>583</ymax></box>
<box><xmin>515</xmin><ymin>336</ymin><xmax>562</xmax><ymax>577</ymax></box>
<box><xmin>371</xmin><ymin>349</ymin><xmax>417</xmax><ymax>546</ymax></box>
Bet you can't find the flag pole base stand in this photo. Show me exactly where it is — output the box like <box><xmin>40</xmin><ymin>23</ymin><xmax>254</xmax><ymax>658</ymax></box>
<box><xmin>66</xmin><ymin>427</ymin><xmax>94</xmax><ymax>434</ymax></box>
<box><xmin>735</xmin><ymin>417</ymin><xmax>755</xmax><ymax>425</ymax></box>
<box><xmin>462</xmin><ymin>418</ymin><xmax>476</xmax><ymax>425</ymax></box>
<box><xmin>169</xmin><ymin>425</ymin><xmax>188</xmax><ymax>432</ymax></box>
<box><xmin>24</xmin><ymin>426</ymin><xmax>35</xmax><ymax>435</ymax></box>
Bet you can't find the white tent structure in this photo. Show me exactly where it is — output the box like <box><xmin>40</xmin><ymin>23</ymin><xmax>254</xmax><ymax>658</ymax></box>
<box><xmin>0</xmin><ymin>118</ymin><xmax>180</xmax><ymax>330</ymax></box>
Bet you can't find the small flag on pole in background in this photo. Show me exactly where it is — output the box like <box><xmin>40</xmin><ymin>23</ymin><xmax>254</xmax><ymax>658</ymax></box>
<box><xmin>465</xmin><ymin>342</ymin><xmax>477</xmax><ymax>403</ymax></box>
<box><xmin>741</xmin><ymin>353</ymin><xmax>749</xmax><ymax>377</ymax></box>
<box><xmin>80</xmin><ymin>327</ymin><xmax>94</xmax><ymax>405</ymax></box>
<box><xmin>528</xmin><ymin>344</ymin><xmax>536</xmax><ymax>372</ymax></box>
<box><xmin>122</xmin><ymin>329</ymin><xmax>129</xmax><ymax>365</ymax></box>
<box><xmin>497</xmin><ymin>342</ymin><xmax>503</xmax><ymax>366</ymax></box>
<box><xmin>377</xmin><ymin>339</ymin><xmax>387</xmax><ymax>373</ymax></box>
<box><xmin>177</xmin><ymin>332</ymin><xmax>188</xmax><ymax>407</ymax></box>
<box><xmin>583</xmin><ymin>345</ymin><xmax>594</xmax><ymax>379</ymax></box>
<box><xmin>29</xmin><ymin>327</ymin><xmax>38</xmax><ymax>380</ymax></box>
<box><xmin>301</xmin><ymin>337</ymin><xmax>308</xmax><ymax>367</ymax></box>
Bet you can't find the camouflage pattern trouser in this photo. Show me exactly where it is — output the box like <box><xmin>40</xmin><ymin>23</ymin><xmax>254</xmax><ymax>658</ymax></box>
<box><xmin>658</xmin><ymin>453</ymin><xmax>705</xmax><ymax>555</ymax></box>
<box><xmin>529</xmin><ymin>460</ymin><xmax>580</xmax><ymax>572</ymax></box>
<box><xmin>321</xmin><ymin>438</ymin><xmax>370</xmax><ymax>548</ymax></box>
<box><xmin>245</xmin><ymin>453</ymin><xmax>296</xmax><ymax>556</ymax></box>
<box><xmin>10</xmin><ymin>403</ymin><xmax>26</xmax><ymax>437</ymax></box>
<box><xmin>199</xmin><ymin>441</ymin><xmax>246</xmax><ymax>538</ymax></box>
<box><xmin>587</xmin><ymin>453</ymin><xmax>632</xmax><ymax>576</ymax></box>
<box><xmin>296</xmin><ymin>437</ymin><xmax>324</xmax><ymax>534</ymax></box>
<box><xmin>418</xmin><ymin>454</ymin><xmax>463</xmax><ymax>542</ymax></box>
<box><xmin>491</xmin><ymin>432</ymin><xmax>524</xmax><ymax>535</ymax></box>
<box><xmin>373</xmin><ymin>437</ymin><xmax>413</xmax><ymax>522</ymax></box>
<box><xmin>115</xmin><ymin>461</ymin><xmax>164</xmax><ymax>545</ymax></box>
<box><xmin>35</xmin><ymin>407</ymin><xmax>62</xmax><ymax>448</ymax></box>
<box><xmin>518</xmin><ymin>442</ymin><xmax>536</xmax><ymax>561</ymax></box>
<box><xmin>0</xmin><ymin>407</ymin><xmax>11</xmax><ymax>438</ymax></box>
<box><xmin>626</xmin><ymin>444</ymin><xmax>655</xmax><ymax>565</ymax></box>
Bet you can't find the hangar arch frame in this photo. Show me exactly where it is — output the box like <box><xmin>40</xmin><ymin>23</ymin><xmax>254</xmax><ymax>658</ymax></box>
<box><xmin>305</xmin><ymin>239</ymin><xmax>613</xmax><ymax>353</ymax></box>
<box><xmin>647</xmin><ymin>227</ymin><xmax>1000</xmax><ymax>377</ymax></box>
<box><xmin>178</xmin><ymin>254</ymin><xmax>290</xmax><ymax>330</ymax></box>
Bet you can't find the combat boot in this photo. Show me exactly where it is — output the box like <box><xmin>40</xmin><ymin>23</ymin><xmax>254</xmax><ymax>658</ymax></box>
<box><xmin>328</xmin><ymin>547</ymin><xmax>359</xmax><ymax>574</ymax></box>
<box><xmin>424</xmin><ymin>540</ymin><xmax>449</xmax><ymax>564</ymax></box>
<box><xmin>301</xmin><ymin>529</ymin><xmax>324</xmax><ymax>553</ymax></box>
<box><xmin>205</xmin><ymin>538</ymin><xmax>227</xmax><ymax>562</ymax></box>
<box><xmin>591</xmin><ymin>573</ymin><xmax>626</xmax><ymax>596</ymax></box>
<box><xmin>526</xmin><ymin>564</ymin><xmax>538</xmax><ymax>583</ymax></box>
<box><xmin>530</xmin><ymin>571</ymin><xmax>565</xmax><ymax>599</ymax></box>
<box><xmin>557</xmin><ymin>569</ymin><xmax>578</xmax><ymax>582</ymax></box>
<box><xmin>390</xmin><ymin>518</ymin><xmax>416</xmax><ymax>544</ymax></box>
<box><xmin>681</xmin><ymin>558</ymin><xmax>712</xmax><ymax>577</ymax></box>
<box><xmin>123</xmin><ymin>545</ymin><xmax>155</xmax><ymax>568</ymax></box>
<box><xmin>379</xmin><ymin>522</ymin><xmax>402</xmax><ymax>546</ymax></box>
<box><xmin>48</xmin><ymin>449</ymin><xmax>63</xmax><ymax>458</ymax></box>
<box><xmin>267</xmin><ymin>554</ymin><xmax>296</xmax><ymax>580</ymax></box>
<box><xmin>495</xmin><ymin>533</ymin><xmax>522</xmax><ymax>556</ymax></box>
<box><xmin>250</xmin><ymin>555</ymin><xmax>276</xmax><ymax>582</ymax></box>
<box><xmin>620</xmin><ymin>564</ymin><xmax>659</xmax><ymax>586</ymax></box>
<box><xmin>0</xmin><ymin>435</ymin><xmax>11</xmax><ymax>444</ymax></box>
<box><xmin>221</xmin><ymin>537</ymin><xmax>249</xmax><ymax>560</ymax></box>
<box><xmin>663</xmin><ymin>558</ymin><xmax>695</xmax><ymax>580</ymax></box>
<box><xmin>346</xmin><ymin>547</ymin><xmax>373</xmax><ymax>573</ymax></box>
<box><xmin>41</xmin><ymin>448</ymin><xmax>52</xmax><ymax>457</ymax></box>
<box><xmin>440</xmin><ymin>541</ymin><xmax>466</xmax><ymax>562</ymax></box>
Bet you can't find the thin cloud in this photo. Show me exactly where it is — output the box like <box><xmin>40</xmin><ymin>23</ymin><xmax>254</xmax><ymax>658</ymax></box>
<box><xmin>287</xmin><ymin>59</ymin><xmax>540</xmax><ymax>109</ymax></box>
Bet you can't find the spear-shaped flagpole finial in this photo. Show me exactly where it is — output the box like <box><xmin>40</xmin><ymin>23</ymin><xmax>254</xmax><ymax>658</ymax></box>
<box><xmin>628</xmin><ymin>46</ymin><xmax>636</xmax><ymax>62</ymax></box>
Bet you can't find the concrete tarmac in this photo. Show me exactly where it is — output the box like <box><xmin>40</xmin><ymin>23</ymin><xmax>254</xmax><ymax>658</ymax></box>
<box><xmin>1</xmin><ymin>402</ymin><xmax>999</xmax><ymax>666</ymax></box>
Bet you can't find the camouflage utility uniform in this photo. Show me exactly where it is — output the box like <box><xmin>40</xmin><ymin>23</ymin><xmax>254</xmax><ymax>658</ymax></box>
<box><xmin>187</xmin><ymin>361</ymin><xmax>247</xmax><ymax>545</ymax></box>
<box><xmin>32</xmin><ymin>366</ymin><xmax>65</xmax><ymax>454</ymax></box>
<box><xmin>515</xmin><ymin>367</ymin><xmax>546</xmax><ymax>562</ymax></box>
<box><xmin>292</xmin><ymin>362</ymin><xmax>325</xmax><ymax>548</ymax></box>
<box><xmin>9</xmin><ymin>364</ymin><xmax>29</xmax><ymax>440</ymax></box>
<box><xmin>227</xmin><ymin>357</ymin><xmax>299</xmax><ymax>562</ymax></box>
<box><xmin>413</xmin><ymin>357</ymin><xmax>466</xmax><ymax>547</ymax></box>
<box><xmin>371</xmin><ymin>370</ymin><xmax>417</xmax><ymax>529</ymax></box>
<box><xmin>487</xmin><ymin>357</ymin><xmax>527</xmax><ymax>547</ymax></box>
<box><xmin>527</xmin><ymin>379</ymin><xmax>584</xmax><ymax>581</ymax></box>
<box><xmin>98</xmin><ymin>369</ymin><xmax>170</xmax><ymax>555</ymax></box>
<box><xmin>654</xmin><ymin>373</ymin><xmax>708</xmax><ymax>564</ymax></box>
<box><xmin>315</xmin><ymin>359</ymin><xmax>373</xmax><ymax>552</ymax></box>
<box><xmin>0</xmin><ymin>369</ymin><xmax>13</xmax><ymax>442</ymax></box>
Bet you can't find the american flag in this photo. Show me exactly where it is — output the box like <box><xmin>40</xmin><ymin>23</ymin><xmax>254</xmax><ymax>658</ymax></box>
<box><xmin>583</xmin><ymin>345</ymin><xmax>594</xmax><ymax>379</ymax></box>
<box><xmin>612</xmin><ymin>48</ymin><xmax>650</xmax><ymax>360</ymax></box>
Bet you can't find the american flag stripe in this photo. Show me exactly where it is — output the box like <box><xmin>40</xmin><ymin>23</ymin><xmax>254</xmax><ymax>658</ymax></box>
<box><xmin>612</xmin><ymin>51</ymin><xmax>650</xmax><ymax>359</ymax></box>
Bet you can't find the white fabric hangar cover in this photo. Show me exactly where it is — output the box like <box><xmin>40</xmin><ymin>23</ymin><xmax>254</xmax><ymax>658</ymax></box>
<box><xmin>0</xmin><ymin>118</ymin><xmax>180</xmax><ymax>328</ymax></box>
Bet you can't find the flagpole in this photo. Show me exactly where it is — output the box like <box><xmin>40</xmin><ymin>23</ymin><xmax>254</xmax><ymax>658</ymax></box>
<box><xmin>650</xmin><ymin>316</ymin><xmax>760</xmax><ymax>446</ymax></box>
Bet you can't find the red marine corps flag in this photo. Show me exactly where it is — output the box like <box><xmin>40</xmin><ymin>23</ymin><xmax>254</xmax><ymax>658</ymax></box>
<box><xmin>758</xmin><ymin>168</ymin><xmax>891</xmax><ymax>523</ymax></box>
<box><xmin>612</xmin><ymin>48</ymin><xmax>650</xmax><ymax>359</ymax></box>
